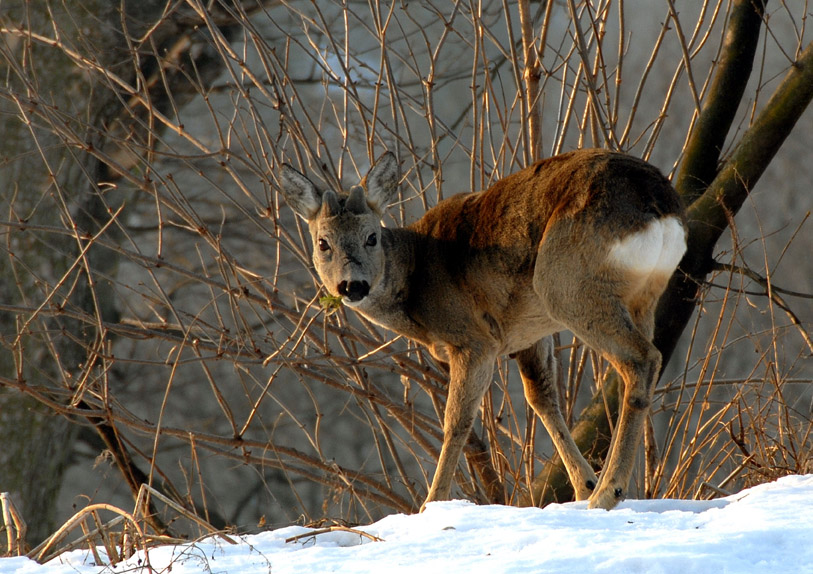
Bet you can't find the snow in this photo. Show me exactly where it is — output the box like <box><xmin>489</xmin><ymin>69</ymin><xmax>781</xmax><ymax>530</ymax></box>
<box><xmin>4</xmin><ymin>474</ymin><xmax>813</xmax><ymax>574</ymax></box>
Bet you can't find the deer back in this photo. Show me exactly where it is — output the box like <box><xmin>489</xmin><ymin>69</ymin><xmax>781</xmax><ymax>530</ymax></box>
<box><xmin>411</xmin><ymin>150</ymin><xmax>681</xmax><ymax>273</ymax></box>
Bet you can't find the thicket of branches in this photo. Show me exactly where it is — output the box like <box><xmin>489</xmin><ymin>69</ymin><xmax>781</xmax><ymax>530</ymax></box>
<box><xmin>1</xmin><ymin>0</ymin><xmax>811</xmax><ymax>555</ymax></box>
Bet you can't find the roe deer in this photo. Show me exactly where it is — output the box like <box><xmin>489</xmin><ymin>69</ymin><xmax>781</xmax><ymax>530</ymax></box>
<box><xmin>279</xmin><ymin>149</ymin><xmax>686</xmax><ymax>510</ymax></box>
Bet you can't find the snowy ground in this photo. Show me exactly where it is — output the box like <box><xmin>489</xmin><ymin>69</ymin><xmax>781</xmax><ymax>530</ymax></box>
<box><xmin>4</xmin><ymin>474</ymin><xmax>812</xmax><ymax>574</ymax></box>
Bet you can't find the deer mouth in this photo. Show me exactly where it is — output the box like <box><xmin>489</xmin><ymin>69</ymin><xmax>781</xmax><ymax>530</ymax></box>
<box><xmin>337</xmin><ymin>280</ymin><xmax>370</xmax><ymax>303</ymax></box>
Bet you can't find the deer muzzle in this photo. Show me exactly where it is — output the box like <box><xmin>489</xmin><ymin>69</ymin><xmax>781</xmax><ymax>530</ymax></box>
<box><xmin>337</xmin><ymin>280</ymin><xmax>370</xmax><ymax>302</ymax></box>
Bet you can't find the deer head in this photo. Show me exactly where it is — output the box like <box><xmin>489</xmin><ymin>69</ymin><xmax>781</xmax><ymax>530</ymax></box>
<box><xmin>279</xmin><ymin>152</ymin><xmax>400</xmax><ymax>305</ymax></box>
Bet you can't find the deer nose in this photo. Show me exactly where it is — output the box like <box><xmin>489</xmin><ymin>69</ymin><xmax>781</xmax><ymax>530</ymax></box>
<box><xmin>337</xmin><ymin>280</ymin><xmax>370</xmax><ymax>302</ymax></box>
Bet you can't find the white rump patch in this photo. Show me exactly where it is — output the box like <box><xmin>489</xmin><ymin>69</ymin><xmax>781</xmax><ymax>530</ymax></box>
<box><xmin>607</xmin><ymin>216</ymin><xmax>686</xmax><ymax>276</ymax></box>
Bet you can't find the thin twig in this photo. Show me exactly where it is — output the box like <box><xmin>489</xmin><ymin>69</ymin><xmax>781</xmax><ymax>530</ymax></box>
<box><xmin>285</xmin><ymin>525</ymin><xmax>384</xmax><ymax>545</ymax></box>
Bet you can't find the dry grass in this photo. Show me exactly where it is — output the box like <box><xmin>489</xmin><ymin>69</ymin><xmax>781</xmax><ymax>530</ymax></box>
<box><xmin>13</xmin><ymin>485</ymin><xmax>233</xmax><ymax>565</ymax></box>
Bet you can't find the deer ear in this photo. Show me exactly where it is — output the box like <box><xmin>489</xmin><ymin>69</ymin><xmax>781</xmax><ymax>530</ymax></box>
<box><xmin>363</xmin><ymin>152</ymin><xmax>400</xmax><ymax>213</ymax></box>
<box><xmin>279</xmin><ymin>164</ymin><xmax>322</xmax><ymax>220</ymax></box>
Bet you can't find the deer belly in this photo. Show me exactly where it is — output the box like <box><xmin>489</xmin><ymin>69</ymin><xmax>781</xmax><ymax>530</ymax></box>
<box><xmin>497</xmin><ymin>300</ymin><xmax>562</xmax><ymax>355</ymax></box>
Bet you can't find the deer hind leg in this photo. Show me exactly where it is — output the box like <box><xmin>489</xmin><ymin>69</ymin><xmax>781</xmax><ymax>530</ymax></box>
<box><xmin>585</xmin><ymin>263</ymin><xmax>673</xmax><ymax>509</ymax></box>
<box><xmin>589</xmin><ymin>338</ymin><xmax>661</xmax><ymax>510</ymax></box>
<box><xmin>422</xmin><ymin>347</ymin><xmax>495</xmax><ymax>510</ymax></box>
<box><xmin>534</xmin><ymin>249</ymin><xmax>664</xmax><ymax>509</ymax></box>
<box><xmin>514</xmin><ymin>338</ymin><xmax>597</xmax><ymax>502</ymax></box>
<box><xmin>549</xmin><ymin>285</ymin><xmax>660</xmax><ymax>510</ymax></box>
<box><xmin>563</xmin><ymin>298</ymin><xmax>659</xmax><ymax>508</ymax></box>
<box><xmin>589</xmin><ymin>327</ymin><xmax>661</xmax><ymax>510</ymax></box>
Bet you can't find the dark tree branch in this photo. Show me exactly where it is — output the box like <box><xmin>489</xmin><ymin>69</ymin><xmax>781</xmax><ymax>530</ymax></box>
<box><xmin>657</xmin><ymin>37</ymin><xmax>813</xmax><ymax>367</ymax></box>
<box><xmin>686</xmin><ymin>38</ymin><xmax>813</xmax><ymax>248</ymax></box>
<box><xmin>674</xmin><ymin>0</ymin><xmax>766</xmax><ymax>205</ymax></box>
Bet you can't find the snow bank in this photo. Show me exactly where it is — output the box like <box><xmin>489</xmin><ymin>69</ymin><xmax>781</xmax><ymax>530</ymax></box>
<box><xmin>5</xmin><ymin>474</ymin><xmax>812</xmax><ymax>574</ymax></box>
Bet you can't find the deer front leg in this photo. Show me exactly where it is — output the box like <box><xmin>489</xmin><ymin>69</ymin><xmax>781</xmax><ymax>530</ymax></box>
<box><xmin>422</xmin><ymin>348</ymin><xmax>495</xmax><ymax>511</ymax></box>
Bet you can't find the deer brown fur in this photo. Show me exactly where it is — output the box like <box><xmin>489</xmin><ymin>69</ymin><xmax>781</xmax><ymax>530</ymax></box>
<box><xmin>279</xmin><ymin>149</ymin><xmax>687</xmax><ymax>510</ymax></box>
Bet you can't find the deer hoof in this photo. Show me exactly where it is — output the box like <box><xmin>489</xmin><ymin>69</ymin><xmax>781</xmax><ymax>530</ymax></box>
<box><xmin>587</xmin><ymin>485</ymin><xmax>624</xmax><ymax>510</ymax></box>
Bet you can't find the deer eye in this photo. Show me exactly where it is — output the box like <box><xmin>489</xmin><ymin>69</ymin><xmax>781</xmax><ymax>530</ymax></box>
<box><xmin>318</xmin><ymin>238</ymin><xmax>330</xmax><ymax>252</ymax></box>
<box><xmin>365</xmin><ymin>233</ymin><xmax>377</xmax><ymax>247</ymax></box>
